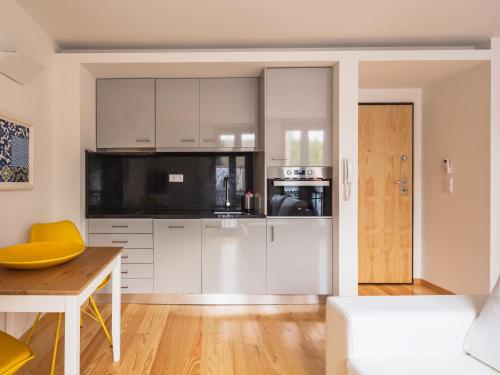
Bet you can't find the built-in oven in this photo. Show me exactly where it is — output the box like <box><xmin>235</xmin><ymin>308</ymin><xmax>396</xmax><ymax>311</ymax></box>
<box><xmin>267</xmin><ymin>167</ymin><xmax>332</xmax><ymax>217</ymax></box>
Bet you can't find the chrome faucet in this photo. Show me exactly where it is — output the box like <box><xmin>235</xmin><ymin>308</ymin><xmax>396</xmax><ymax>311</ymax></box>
<box><xmin>224</xmin><ymin>176</ymin><xmax>231</xmax><ymax>208</ymax></box>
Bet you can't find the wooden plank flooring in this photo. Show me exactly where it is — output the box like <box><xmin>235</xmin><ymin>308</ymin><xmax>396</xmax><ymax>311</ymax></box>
<box><xmin>18</xmin><ymin>283</ymin><xmax>446</xmax><ymax>375</ymax></box>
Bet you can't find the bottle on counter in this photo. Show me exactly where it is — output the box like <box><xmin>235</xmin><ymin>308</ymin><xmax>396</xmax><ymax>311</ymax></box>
<box><xmin>243</xmin><ymin>191</ymin><xmax>254</xmax><ymax>211</ymax></box>
<box><xmin>253</xmin><ymin>192</ymin><xmax>263</xmax><ymax>212</ymax></box>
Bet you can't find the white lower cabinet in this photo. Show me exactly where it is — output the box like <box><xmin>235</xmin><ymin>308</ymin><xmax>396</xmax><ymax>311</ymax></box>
<box><xmin>154</xmin><ymin>219</ymin><xmax>202</xmax><ymax>294</ymax></box>
<box><xmin>202</xmin><ymin>219</ymin><xmax>267</xmax><ymax>294</ymax></box>
<box><xmin>267</xmin><ymin>218</ymin><xmax>332</xmax><ymax>294</ymax></box>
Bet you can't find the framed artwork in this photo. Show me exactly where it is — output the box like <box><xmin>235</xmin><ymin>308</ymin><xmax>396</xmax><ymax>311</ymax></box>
<box><xmin>0</xmin><ymin>113</ymin><xmax>34</xmax><ymax>190</ymax></box>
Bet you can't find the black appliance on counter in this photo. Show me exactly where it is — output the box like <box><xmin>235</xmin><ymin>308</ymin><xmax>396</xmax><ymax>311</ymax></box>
<box><xmin>267</xmin><ymin>167</ymin><xmax>332</xmax><ymax>217</ymax></box>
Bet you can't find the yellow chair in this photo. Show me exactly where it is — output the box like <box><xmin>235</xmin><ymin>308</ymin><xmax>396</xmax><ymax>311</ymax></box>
<box><xmin>26</xmin><ymin>221</ymin><xmax>112</xmax><ymax>375</ymax></box>
<box><xmin>0</xmin><ymin>331</ymin><xmax>35</xmax><ymax>375</ymax></box>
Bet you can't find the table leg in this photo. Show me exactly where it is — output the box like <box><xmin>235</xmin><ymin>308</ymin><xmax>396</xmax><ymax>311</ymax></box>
<box><xmin>5</xmin><ymin>312</ymin><xmax>15</xmax><ymax>336</ymax></box>
<box><xmin>64</xmin><ymin>296</ymin><xmax>80</xmax><ymax>375</ymax></box>
<box><xmin>112</xmin><ymin>258</ymin><xmax>121</xmax><ymax>361</ymax></box>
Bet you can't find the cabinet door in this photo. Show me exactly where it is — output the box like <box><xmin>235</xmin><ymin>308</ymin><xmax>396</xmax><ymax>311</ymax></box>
<box><xmin>156</xmin><ymin>79</ymin><xmax>200</xmax><ymax>148</ymax></box>
<box><xmin>200</xmin><ymin>78</ymin><xmax>259</xmax><ymax>149</ymax></box>
<box><xmin>154</xmin><ymin>220</ymin><xmax>202</xmax><ymax>294</ymax></box>
<box><xmin>202</xmin><ymin>219</ymin><xmax>266</xmax><ymax>294</ymax></box>
<box><xmin>267</xmin><ymin>218</ymin><xmax>332</xmax><ymax>294</ymax></box>
<box><xmin>266</xmin><ymin>68</ymin><xmax>332</xmax><ymax>166</ymax></box>
<box><xmin>97</xmin><ymin>79</ymin><xmax>155</xmax><ymax>148</ymax></box>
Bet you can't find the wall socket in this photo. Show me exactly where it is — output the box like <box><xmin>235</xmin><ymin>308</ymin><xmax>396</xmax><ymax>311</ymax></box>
<box><xmin>169</xmin><ymin>174</ymin><xmax>184</xmax><ymax>183</ymax></box>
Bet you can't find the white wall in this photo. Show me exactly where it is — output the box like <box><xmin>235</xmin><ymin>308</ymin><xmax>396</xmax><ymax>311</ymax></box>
<box><xmin>0</xmin><ymin>0</ymin><xmax>56</xmax><ymax>335</ymax></box>
<box><xmin>422</xmin><ymin>63</ymin><xmax>491</xmax><ymax>294</ymax></box>
<box><xmin>358</xmin><ymin>89</ymin><xmax>423</xmax><ymax>279</ymax></box>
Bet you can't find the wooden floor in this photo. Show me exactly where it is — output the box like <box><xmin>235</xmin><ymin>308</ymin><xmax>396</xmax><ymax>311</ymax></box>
<box><xmin>18</xmin><ymin>283</ymin><xmax>446</xmax><ymax>375</ymax></box>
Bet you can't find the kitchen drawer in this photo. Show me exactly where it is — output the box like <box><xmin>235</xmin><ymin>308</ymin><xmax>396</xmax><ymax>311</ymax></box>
<box><xmin>121</xmin><ymin>264</ymin><xmax>154</xmax><ymax>279</ymax></box>
<box><xmin>88</xmin><ymin>234</ymin><xmax>153</xmax><ymax>249</ymax></box>
<box><xmin>88</xmin><ymin>219</ymin><xmax>153</xmax><ymax>234</ymax></box>
<box><xmin>98</xmin><ymin>278</ymin><xmax>154</xmax><ymax>294</ymax></box>
<box><xmin>120</xmin><ymin>249</ymin><xmax>153</xmax><ymax>264</ymax></box>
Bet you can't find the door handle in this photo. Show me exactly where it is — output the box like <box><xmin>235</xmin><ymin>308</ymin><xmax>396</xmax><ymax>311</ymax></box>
<box><xmin>270</xmin><ymin>225</ymin><xmax>275</xmax><ymax>242</ymax></box>
<box><xmin>180</xmin><ymin>138</ymin><xmax>196</xmax><ymax>143</ymax></box>
<box><xmin>168</xmin><ymin>225</ymin><xmax>185</xmax><ymax>229</ymax></box>
<box><xmin>135</xmin><ymin>138</ymin><xmax>151</xmax><ymax>143</ymax></box>
<box><xmin>112</xmin><ymin>224</ymin><xmax>128</xmax><ymax>228</ymax></box>
<box><xmin>112</xmin><ymin>240</ymin><xmax>129</xmax><ymax>244</ymax></box>
<box><xmin>394</xmin><ymin>179</ymin><xmax>407</xmax><ymax>185</ymax></box>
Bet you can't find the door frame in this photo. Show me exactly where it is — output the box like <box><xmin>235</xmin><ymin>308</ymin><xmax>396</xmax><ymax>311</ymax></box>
<box><xmin>358</xmin><ymin>102</ymin><xmax>415</xmax><ymax>284</ymax></box>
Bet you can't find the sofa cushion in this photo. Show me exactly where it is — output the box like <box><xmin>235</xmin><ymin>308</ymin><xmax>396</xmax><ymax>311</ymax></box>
<box><xmin>348</xmin><ymin>355</ymin><xmax>498</xmax><ymax>375</ymax></box>
<box><xmin>464</xmin><ymin>276</ymin><xmax>500</xmax><ymax>371</ymax></box>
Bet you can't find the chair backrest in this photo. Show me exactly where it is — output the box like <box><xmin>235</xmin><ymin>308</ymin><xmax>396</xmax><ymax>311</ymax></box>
<box><xmin>29</xmin><ymin>220</ymin><xmax>84</xmax><ymax>245</ymax></box>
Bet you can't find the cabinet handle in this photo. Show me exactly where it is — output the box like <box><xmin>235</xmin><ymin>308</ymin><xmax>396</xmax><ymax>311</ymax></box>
<box><xmin>202</xmin><ymin>139</ymin><xmax>217</xmax><ymax>143</ymax></box>
<box><xmin>121</xmin><ymin>285</ymin><xmax>129</xmax><ymax>289</ymax></box>
<box><xmin>121</xmin><ymin>270</ymin><xmax>129</xmax><ymax>274</ymax></box>
<box><xmin>169</xmin><ymin>225</ymin><xmax>185</xmax><ymax>229</ymax></box>
<box><xmin>180</xmin><ymin>138</ymin><xmax>196</xmax><ymax>142</ymax></box>
<box><xmin>270</xmin><ymin>225</ymin><xmax>275</xmax><ymax>242</ymax></box>
<box><xmin>112</xmin><ymin>240</ymin><xmax>129</xmax><ymax>244</ymax></box>
<box><xmin>121</xmin><ymin>255</ymin><xmax>129</xmax><ymax>259</ymax></box>
<box><xmin>271</xmin><ymin>157</ymin><xmax>288</xmax><ymax>161</ymax></box>
<box><xmin>112</xmin><ymin>224</ymin><xmax>128</xmax><ymax>228</ymax></box>
<box><xmin>205</xmin><ymin>225</ymin><xmax>222</xmax><ymax>229</ymax></box>
<box><xmin>136</xmin><ymin>138</ymin><xmax>151</xmax><ymax>143</ymax></box>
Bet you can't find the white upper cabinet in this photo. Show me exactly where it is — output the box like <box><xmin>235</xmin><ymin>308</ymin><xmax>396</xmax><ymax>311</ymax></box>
<box><xmin>199</xmin><ymin>78</ymin><xmax>259</xmax><ymax>149</ymax></box>
<box><xmin>156</xmin><ymin>79</ymin><xmax>200</xmax><ymax>149</ymax></box>
<box><xmin>97</xmin><ymin>79</ymin><xmax>155</xmax><ymax>149</ymax></box>
<box><xmin>266</xmin><ymin>68</ymin><xmax>333</xmax><ymax>166</ymax></box>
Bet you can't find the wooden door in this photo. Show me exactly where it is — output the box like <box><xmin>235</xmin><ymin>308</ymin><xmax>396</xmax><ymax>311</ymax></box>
<box><xmin>358</xmin><ymin>104</ymin><xmax>413</xmax><ymax>283</ymax></box>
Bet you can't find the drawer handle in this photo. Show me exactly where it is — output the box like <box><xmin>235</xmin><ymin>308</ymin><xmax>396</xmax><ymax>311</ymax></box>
<box><xmin>271</xmin><ymin>157</ymin><xmax>288</xmax><ymax>161</ymax></box>
<box><xmin>168</xmin><ymin>225</ymin><xmax>185</xmax><ymax>229</ymax></box>
<box><xmin>112</xmin><ymin>225</ymin><xmax>129</xmax><ymax>228</ymax></box>
<box><xmin>205</xmin><ymin>225</ymin><xmax>222</xmax><ymax>229</ymax></box>
<box><xmin>121</xmin><ymin>270</ymin><xmax>129</xmax><ymax>274</ymax></box>
<box><xmin>121</xmin><ymin>285</ymin><xmax>129</xmax><ymax>289</ymax></box>
<box><xmin>270</xmin><ymin>225</ymin><xmax>275</xmax><ymax>242</ymax></box>
<box><xmin>180</xmin><ymin>139</ymin><xmax>195</xmax><ymax>142</ymax></box>
<box><xmin>112</xmin><ymin>240</ymin><xmax>129</xmax><ymax>244</ymax></box>
<box><xmin>136</xmin><ymin>138</ymin><xmax>151</xmax><ymax>143</ymax></box>
<box><xmin>202</xmin><ymin>139</ymin><xmax>217</xmax><ymax>143</ymax></box>
<box><xmin>121</xmin><ymin>255</ymin><xmax>129</xmax><ymax>259</ymax></box>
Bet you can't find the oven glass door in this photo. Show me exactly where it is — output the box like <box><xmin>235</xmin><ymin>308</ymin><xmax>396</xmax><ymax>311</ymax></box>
<box><xmin>267</xmin><ymin>179</ymin><xmax>332</xmax><ymax>217</ymax></box>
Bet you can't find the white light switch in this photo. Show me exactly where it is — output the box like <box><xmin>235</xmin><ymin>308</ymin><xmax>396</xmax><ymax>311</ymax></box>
<box><xmin>443</xmin><ymin>176</ymin><xmax>453</xmax><ymax>194</ymax></box>
<box><xmin>169</xmin><ymin>174</ymin><xmax>184</xmax><ymax>183</ymax></box>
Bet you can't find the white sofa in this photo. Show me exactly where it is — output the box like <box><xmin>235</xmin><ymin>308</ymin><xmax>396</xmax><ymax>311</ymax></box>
<box><xmin>326</xmin><ymin>294</ymin><xmax>498</xmax><ymax>375</ymax></box>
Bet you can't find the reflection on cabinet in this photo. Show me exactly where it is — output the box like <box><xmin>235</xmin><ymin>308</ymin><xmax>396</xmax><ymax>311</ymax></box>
<box><xmin>266</xmin><ymin>68</ymin><xmax>333</xmax><ymax>166</ymax></box>
<box><xmin>200</xmin><ymin>78</ymin><xmax>259</xmax><ymax>149</ymax></box>
<box><xmin>96</xmin><ymin>79</ymin><xmax>155</xmax><ymax>149</ymax></box>
<box><xmin>201</xmin><ymin>219</ymin><xmax>266</xmax><ymax>294</ymax></box>
<box><xmin>156</xmin><ymin>79</ymin><xmax>200</xmax><ymax>149</ymax></box>
<box><xmin>267</xmin><ymin>218</ymin><xmax>332</xmax><ymax>294</ymax></box>
<box><xmin>154</xmin><ymin>220</ymin><xmax>202</xmax><ymax>294</ymax></box>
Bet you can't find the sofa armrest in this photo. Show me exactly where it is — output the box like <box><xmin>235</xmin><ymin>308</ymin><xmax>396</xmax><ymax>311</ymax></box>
<box><xmin>326</xmin><ymin>295</ymin><xmax>487</xmax><ymax>375</ymax></box>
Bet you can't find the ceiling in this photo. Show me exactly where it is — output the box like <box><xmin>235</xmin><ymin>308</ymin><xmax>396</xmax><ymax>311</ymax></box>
<box><xmin>16</xmin><ymin>0</ymin><xmax>500</xmax><ymax>50</ymax></box>
<box><xmin>358</xmin><ymin>60</ymin><xmax>487</xmax><ymax>88</ymax></box>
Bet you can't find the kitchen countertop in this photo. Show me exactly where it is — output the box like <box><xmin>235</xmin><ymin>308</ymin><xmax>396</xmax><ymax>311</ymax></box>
<box><xmin>86</xmin><ymin>208</ymin><xmax>266</xmax><ymax>219</ymax></box>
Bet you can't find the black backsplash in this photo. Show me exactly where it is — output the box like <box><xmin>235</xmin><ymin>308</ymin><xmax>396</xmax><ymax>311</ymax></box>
<box><xmin>86</xmin><ymin>151</ymin><xmax>253</xmax><ymax>215</ymax></box>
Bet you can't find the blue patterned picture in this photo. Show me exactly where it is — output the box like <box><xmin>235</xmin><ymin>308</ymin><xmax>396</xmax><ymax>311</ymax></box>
<box><xmin>0</xmin><ymin>114</ymin><xmax>33</xmax><ymax>190</ymax></box>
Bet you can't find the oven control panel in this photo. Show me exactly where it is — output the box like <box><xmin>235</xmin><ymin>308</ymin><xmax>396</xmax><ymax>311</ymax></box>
<box><xmin>268</xmin><ymin>166</ymin><xmax>332</xmax><ymax>180</ymax></box>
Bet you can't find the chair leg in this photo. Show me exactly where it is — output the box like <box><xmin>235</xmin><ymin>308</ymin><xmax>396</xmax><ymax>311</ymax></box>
<box><xmin>25</xmin><ymin>312</ymin><xmax>42</xmax><ymax>345</ymax></box>
<box><xmin>89</xmin><ymin>295</ymin><xmax>113</xmax><ymax>347</ymax></box>
<box><xmin>50</xmin><ymin>313</ymin><xmax>63</xmax><ymax>375</ymax></box>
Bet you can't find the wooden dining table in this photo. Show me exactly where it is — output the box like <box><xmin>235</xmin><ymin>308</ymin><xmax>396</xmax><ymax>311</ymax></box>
<box><xmin>0</xmin><ymin>247</ymin><xmax>122</xmax><ymax>375</ymax></box>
